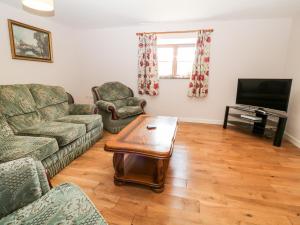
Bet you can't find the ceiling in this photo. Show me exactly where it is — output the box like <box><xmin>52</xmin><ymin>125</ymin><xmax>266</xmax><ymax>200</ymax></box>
<box><xmin>1</xmin><ymin>0</ymin><xmax>300</xmax><ymax>29</ymax></box>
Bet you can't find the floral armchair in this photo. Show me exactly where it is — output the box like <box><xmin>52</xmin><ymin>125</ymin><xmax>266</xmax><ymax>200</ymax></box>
<box><xmin>92</xmin><ymin>82</ymin><xmax>146</xmax><ymax>133</ymax></box>
<box><xmin>0</xmin><ymin>157</ymin><xmax>107</xmax><ymax>224</ymax></box>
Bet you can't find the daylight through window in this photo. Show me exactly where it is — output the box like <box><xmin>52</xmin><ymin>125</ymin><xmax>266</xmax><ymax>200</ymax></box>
<box><xmin>157</xmin><ymin>38</ymin><xmax>196</xmax><ymax>79</ymax></box>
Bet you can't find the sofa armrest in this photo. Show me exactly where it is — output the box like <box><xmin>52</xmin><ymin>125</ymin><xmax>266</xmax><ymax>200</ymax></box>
<box><xmin>127</xmin><ymin>97</ymin><xmax>147</xmax><ymax>109</ymax></box>
<box><xmin>0</xmin><ymin>158</ymin><xmax>49</xmax><ymax>219</ymax></box>
<box><xmin>96</xmin><ymin>100</ymin><xmax>118</xmax><ymax>120</ymax></box>
<box><xmin>69</xmin><ymin>104</ymin><xmax>96</xmax><ymax>115</ymax></box>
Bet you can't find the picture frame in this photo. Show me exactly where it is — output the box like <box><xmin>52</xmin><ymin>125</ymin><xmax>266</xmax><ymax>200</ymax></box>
<box><xmin>8</xmin><ymin>19</ymin><xmax>53</xmax><ymax>63</ymax></box>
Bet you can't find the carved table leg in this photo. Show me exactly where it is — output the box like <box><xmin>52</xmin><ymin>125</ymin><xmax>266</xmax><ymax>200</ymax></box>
<box><xmin>113</xmin><ymin>153</ymin><xmax>124</xmax><ymax>186</ymax></box>
<box><xmin>152</xmin><ymin>159</ymin><xmax>165</xmax><ymax>193</ymax></box>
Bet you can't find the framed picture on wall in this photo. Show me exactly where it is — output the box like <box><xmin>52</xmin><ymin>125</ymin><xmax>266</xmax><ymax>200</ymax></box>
<box><xmin>8</xmin><ymin>19</ymin><xmax>53</xmax><ymax>63</ymax></box>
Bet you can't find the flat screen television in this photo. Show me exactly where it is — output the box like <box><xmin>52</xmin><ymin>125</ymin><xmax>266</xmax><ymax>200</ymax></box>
<box><xmin>236</xmin><ymin>79</ymin><xmax>292</xmax><ymax>112</ymax></box>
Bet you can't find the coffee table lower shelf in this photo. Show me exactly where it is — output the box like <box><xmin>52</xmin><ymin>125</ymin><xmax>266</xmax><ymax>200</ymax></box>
<box><xmin>113</xmin><ymin>153</ymin><xmax>170</xmax><ymax>193</ymax></box>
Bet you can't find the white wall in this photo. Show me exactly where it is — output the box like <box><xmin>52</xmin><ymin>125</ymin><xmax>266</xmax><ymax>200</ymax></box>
<box><xmin>285</xmin><ymin>16</ymin><xmax>300</xmax><ymax>147</ymax></box>
<box><xmin>0</xmin><ymin>3</ymin><xmax>81</xmax><ymax>99</ymax></box>
<box><xmin>0</xmin><ymin>3</ymin><xmax>296</xmax><ymax>142</ymax></box>
<box><xmin>76</xmin><ymin>18</ymin><xmax>292</xmax><ymax>123</ymax></box>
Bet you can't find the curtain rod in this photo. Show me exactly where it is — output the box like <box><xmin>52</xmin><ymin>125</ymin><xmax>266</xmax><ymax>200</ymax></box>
<box><xmin>136</xmin><ymin>29</ymin><xmax>214</xmax><ymax>35</ymax></box>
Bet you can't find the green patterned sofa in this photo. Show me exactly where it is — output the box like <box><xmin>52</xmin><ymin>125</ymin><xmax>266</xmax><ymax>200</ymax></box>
<box><xmin>0</xmin><ymin>84</ymin><xmax>103</xmax><ymax>177</ymax></box>
<box><xmin>0</xmin><ymin>157</ymin><xmax>107</xmax><ymax>225</ymax></box>
<box><xmin>92</xmin><ymin>82</ymin><xmax>146</xmax><ymax>133</ymax></box>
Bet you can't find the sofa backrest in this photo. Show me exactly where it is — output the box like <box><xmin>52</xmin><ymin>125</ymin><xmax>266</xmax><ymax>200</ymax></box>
<box><xmin>29</xmin><ymin>84</ymin><xmax>69</xmax><ymax>121</ymax></box>
<box><xmin>0</xmin><ymin>85</ymin><xmax>42</xmax><ymax>132</ymax></box>
<box><xmin>0</xmin><ymin>114</ymin><xmax>14</xmax><ymax>138</ymax></box>
<box><xmin>94</xmin><ymin>82</ymin><xmax>133</xmax><ymax>102</ymax></box>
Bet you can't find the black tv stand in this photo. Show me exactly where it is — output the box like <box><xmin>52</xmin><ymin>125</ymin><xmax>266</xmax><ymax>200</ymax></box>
<box><xmin>223</xmin><ymin>105</ymin><xmax>288</xmax><ymax>147</ymax></box>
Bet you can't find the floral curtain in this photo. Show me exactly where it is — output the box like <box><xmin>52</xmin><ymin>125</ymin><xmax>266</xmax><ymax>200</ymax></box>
<box><xmin>188</xmin><ymin>30</ymin><xmax>212</xmax><ymax>98</ymax></box>
<box><xmin>137</xmin><ymin>33</ymin><xmax>159</xmax><ymax>96</ymax></box>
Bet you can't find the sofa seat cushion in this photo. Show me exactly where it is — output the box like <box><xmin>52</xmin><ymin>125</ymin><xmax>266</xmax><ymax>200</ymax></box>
<box><xmin>18</xmin><ymin>122</ymin><xmax>86</xmax><ymax>147</ymax></box>
<box><xmin>55</xmin><ymin>115</ymin><xmax>102</xmax><ymax>132</ymax></box>
<box><xmin>116</xmin><ymin>106</ymin><xmax>143</xmax><ymax>119</ymax></box>
<box><xmin>0</xmin><ymin>183</ymin><xmax>108</xmax><ymax>225</ymax></box>
<box><xmin>0</xmin><ymin>136</ymin><xmax>59</xmax><ymax>162</ymax></box>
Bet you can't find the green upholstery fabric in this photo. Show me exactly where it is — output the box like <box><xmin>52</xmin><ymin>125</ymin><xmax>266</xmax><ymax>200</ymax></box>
<box><xmin>0</xmin><ymin>85</ymin><xmax>36</xmax><ymax>117</ymax></box>
<box><xmin>69</xmin><ymin>104</ymin><xmax>96</xmax><ymax>115</ymax></box>
<box><xmin>93</xmin><ymin>82</ymin><xmax>146</xmax><ymax>133</ymax></box>
<box><xmin>38</xmin><ymin>102</ymin><xmax>69</xmax><ymax>121</ymax></box>
<box><xmin>0</xmin><ymin>158</ymin><xmax>46</xmax><ymax>218</ymax></box>
<box><xmin>117</xmin><ymin>106</ymin><xmax>143</xmax><ymax>119</ymax></box>
<box><xmin>29</xmin><ymin>84</ymin><xmax>69</xmax><ymax>121</ymax></box>
<box><xmin>0</xmin><ymin>183</ymin><xmax>107</xmax><ymax>225</ymax></box>
<box><xmin>0</xmin><ymin>83</ymin><xmax>103</xmax><ymax>177</ymax></box>
<box><xmin>111</xmin><ymin>99</ymin><xmax>128</xmax><ymax>108</ymax></box>
<box><xmin>42</xmin><ymin>126</ymin><xmax>102</xmax><ymax>177</ymax></box>
<box><xmin>55</xmin><ymin>115</ymin><xmax>102</xmax><ymax>132</ymax></box>
<box><xmin>6</xmin><ymin>111</ymin><xmax>43</xmax><ymax>133</ymax></box>
<box><xmin>35</xmin><ymin>161</ymin><xmax>51</xmax><ymax>195</ymax></box>
<box><xmin>100</xmin><ymin>110</ymin><xmax>137</xmax><ymax>133</ymax></box>
<box><xmin>96</xmin><ymin>100</ymin><xmax>116</xmax><ymax>112</ymax></box>
<box><xmin>0</xmin><ymin>136</ymin><xmax>59</xmax><ymax>162</ymax></box>
<box><xmin>95</xmin><ymin>81</ymin><xmax>133</xmax><ymax>101</ymax></box>
<box><xmin>29</xmin><ymin>84</ymin><xmax>68</xmax><ymax>109</ymax></box>
<box><xmin>19</xmin><ymin>122</ymin><xmax>86</xmax><ymax>147</ymax></box>
<box><xmin>127</xmin><ymin>96</ymin><xmax>146</xmax><ymax>107</ymax></box>
<box><xmin>0</xmin><ymin>115</ymin><xmax>13</xmax><ymax>138</ymax></box>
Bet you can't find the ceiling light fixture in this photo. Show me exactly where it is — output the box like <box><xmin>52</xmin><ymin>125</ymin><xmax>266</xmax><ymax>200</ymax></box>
<box><xmin>22</xmin><ymin>0</ymin><xmax>54</xmax><ymax>12</ymax></box>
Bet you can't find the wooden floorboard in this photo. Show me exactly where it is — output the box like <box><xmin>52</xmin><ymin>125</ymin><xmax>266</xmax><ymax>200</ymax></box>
<box><xmin>51</xmin><ymin>122</ymin><xmax>300</xmax><ymax>225</ymax></box>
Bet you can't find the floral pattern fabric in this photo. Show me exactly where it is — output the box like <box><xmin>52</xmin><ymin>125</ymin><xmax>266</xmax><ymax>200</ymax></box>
<box><xmin>0</xmin><ymin>158</ymin><xmax>45</xmax><ymax>218</ymax></box>
<box><xmin>137</xmin><ymin>33</ymin><xmax>159</xmax><ymax>96</ymax></box>
<box><xmin>0</xmin><ymin>84</ymin><xmax>104</xmax><ymax>178</ymax></box>
<box><xmin>0</xmin><ymin>158</ymin><xmax>107</xmax><ymax>225</ymax></box>
<box><xmin>19</xmin><ymin>122</ymin><xmax>86</xmax><ymax>147</ymax></box>
<box><xmin>0</xmin><ymin>183</ymin><xmax>108</xmax><ymax>225</ymax></box>
<box><xmin>188</xmin><ymin>31</ymin><xmax>212</xmax><ymax>98</ymax></box>
<box><xmin>93</xmin><ymin>82</ymin><xmax>146</xmax><ymax>133</ymax></box>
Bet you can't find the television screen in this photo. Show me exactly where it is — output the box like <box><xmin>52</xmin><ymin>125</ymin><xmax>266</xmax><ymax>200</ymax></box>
<box><xmin>236</xmin><ymin>79</ymin><xmax>292</xmax><ymax>111</ymax></box>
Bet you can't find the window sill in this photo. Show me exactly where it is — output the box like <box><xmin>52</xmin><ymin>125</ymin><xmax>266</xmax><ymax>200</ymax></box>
<box><xmin>160</xmin><ymin>76</ymin><xmax>190</xmax><ymax>80</ymax></box>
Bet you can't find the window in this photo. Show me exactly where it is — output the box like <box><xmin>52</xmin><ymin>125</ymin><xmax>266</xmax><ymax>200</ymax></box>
<box><xmin>157</xmin><ymin>38</ymin><xmax>196</xmax><ymax>79</ymax></box>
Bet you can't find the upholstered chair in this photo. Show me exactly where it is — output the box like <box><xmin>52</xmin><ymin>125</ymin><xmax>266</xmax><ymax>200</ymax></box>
<box><xmin>0</xmin><ymin>157</ymin><xmax>107</xmax><ymax>224</ymax></box>
<box><xmin>92</xmin><ymin>82</ymin><xmax>146</xmax><ymax>133</ymax></box>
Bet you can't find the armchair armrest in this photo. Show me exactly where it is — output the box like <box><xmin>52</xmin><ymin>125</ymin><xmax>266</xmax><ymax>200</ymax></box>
<box><xmin>96</xmin><ymin>100</ymin><xmax>118</xmax><ymax>120</ymax></box>
<box><xmin>0</xmin><ymin>158</ymin><xmax>50</xmax><ymax>219</ymax></box>
<box><xmin>127</xmin><ymin>97</ymin><xmax>147</xmax><ymax>109</ymax></box>
<box><xmin>69</xmin><ymin>104</ymin><xmax>96</xmax><ymax>115</ymax></box>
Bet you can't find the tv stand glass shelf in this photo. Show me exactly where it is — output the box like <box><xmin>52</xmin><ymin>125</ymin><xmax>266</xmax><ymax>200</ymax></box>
<box><xmin>223</xmin><ymin>105</ymin><xmax>287</xmax><ymax>147</ymax></box>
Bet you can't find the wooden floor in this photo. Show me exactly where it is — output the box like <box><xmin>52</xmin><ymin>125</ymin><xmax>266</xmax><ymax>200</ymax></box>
<box><xmin>51</xmin><ymin>123</ymin><xmax>300</xmax><ymax>225</ymax></box>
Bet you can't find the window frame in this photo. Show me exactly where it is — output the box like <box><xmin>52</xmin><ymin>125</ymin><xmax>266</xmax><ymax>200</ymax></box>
<box><xmin>157</xmin><ymin>43</ymin><xmax>195</xmax><ymax>79</ymax></box>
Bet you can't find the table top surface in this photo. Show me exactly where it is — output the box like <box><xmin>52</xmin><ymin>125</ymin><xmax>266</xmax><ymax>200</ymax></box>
<box><xmin>105</xmin><ymin>115</ymin><xmax>178</xmax><ymax>158</ymax></box>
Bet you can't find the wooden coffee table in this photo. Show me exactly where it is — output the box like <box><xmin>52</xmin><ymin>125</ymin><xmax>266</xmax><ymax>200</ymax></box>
<box><xmin>104</xmin><ymin>115</ymin><xmax>178</xmax><ymax>193</ymax></box>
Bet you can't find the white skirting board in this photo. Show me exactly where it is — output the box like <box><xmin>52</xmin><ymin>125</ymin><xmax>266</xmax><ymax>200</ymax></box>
<box><xmin>284</xmin><ymin>132</ymin><xmax>300</xmax><ymax>148</ymax></box>
<box><xmin>178</xmin><ymin>117</ymin><xmax>223</xmax><ymax>125</ymax></box>
<box><xmin>179</xmin><ymin>117</ymin><xmax>300</xmax><ymax>149</ymax></box>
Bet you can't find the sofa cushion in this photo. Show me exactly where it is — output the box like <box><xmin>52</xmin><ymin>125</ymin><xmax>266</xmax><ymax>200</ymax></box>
<box><xmin>111</xmin><ymin>99</ymin><xmax>128</xmax><ymax>109</ymax></box>
<box><xmin>0</xmin><ymin>84</ymin><xmax>36</xmax><ymax>117</ymax></box>
<box><xmin>96</xmin><ymin>82</ymin><xmax>133</xmax><ymax>101</ymax></box>
<box><xmin>0</xmin><ymin>183</ymin><xmax>108</xmax><ymax>225</ymax></box>
<box><xmin>0</xmin><ymin>115</ymin><xmax>14</xmax><ymax>138</ymax></box>
<box><xmin>39</xmin><ymin>102</ymin><xmax>69</xmax><ymax>121</ymax></box>
<box><xmin>18</xmin><ymin>122</ymin><xmax>86</xmax><ymax>147</ymax></box>
<box><xmin>55</xmin><ymin>115</ymin><xmax>102</xmax><ymax>132</ymax></box>
<box><xmin>116</xmin><ymin>106</ymin><xmax>143</xmax><ymax>119</ymax></box>
<box><xmin>0</xmin><ymin>158</ymin><xmax>43</xmax><ymax>219</ymax></box>
<box><xmin>29</xmin><ymin>84</ymin><xmax>68</xmax><ymax>109</ymax></box>
<box><xmin>6</xmin><ymin>111</ymin><xmax>43</xmax><ymax>133</ymax></box>
<box><xmin>0</xmin><ymin>136</ymin><xmax>59</xmax><ymax>162</ymax></box>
